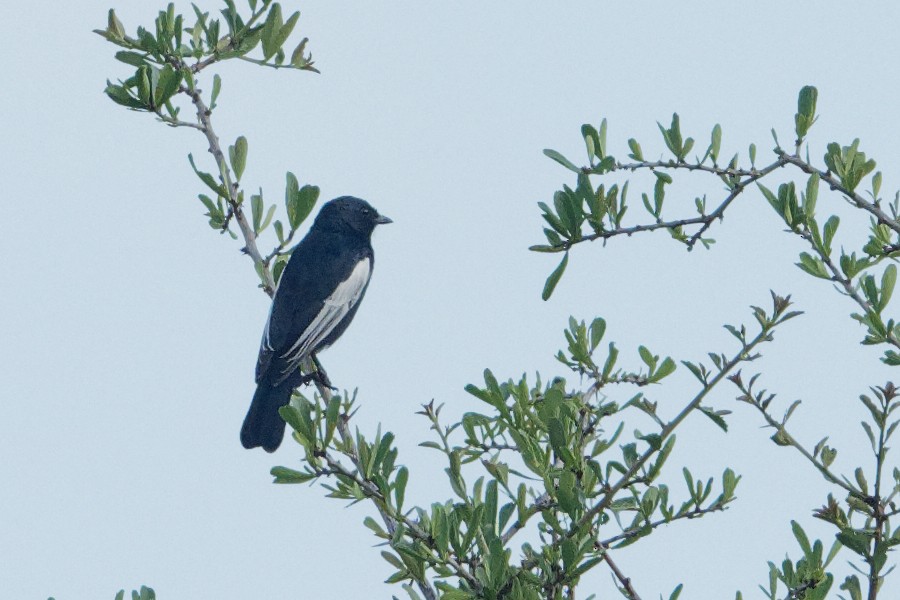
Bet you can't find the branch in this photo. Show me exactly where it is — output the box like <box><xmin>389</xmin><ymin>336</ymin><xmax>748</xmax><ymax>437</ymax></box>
<box><xmin>611</xmin><ymin>159</ymin><xmax>756</xmax><ymax>178</ymax></box>
<box><xmin>264</xmin><ymin>227</ymin><xmax>298</xmax><ymax>264</ymax></box>
<box><xmin>734</xmin><ymin>379</ymin><xmax>866</xmax><ymax>501</ymax></box>
<box><xmin>559</xmin><ymin>157</ymin><xmax>787</xmax><ymax>252</ymax></box>
<box><xmin>570</xmin><ymin>327</ymin><xmax>768</xmax><ymax>537</ymax></box>
<box><xmin>190</xmin><ymin>2</ymin><xmax>272</xmax><ymax>74</ymax></box>
<box><xmin>598</xmin><ymin>503</ymin><xmax>729</xmax><ymax>547</ymax></box>
<box><xmin>601</xmin><ymin>549</ymin><xmax>642</xmax><ymax>600</ymax></box>
<box><xmin>319</xmin><ymin>438</ymin><xmax>441</xmax><ymax>600</ymax></box>
<box><xmin>779</xmin><ymin>153</ymin><xmax>900</xmax><ymax>236</ymax></box>
<box><xmin>796</xmin><ymin>229</ymin><xmax>900</xmax><ymax>353</ymax></box>
<box><xmin>181</xmin><ymin>84</ymin><xmax>276</xmax><ymax>295</ymax></box>
<box><xmin>238</xmin><ymin>55</ymin><xmax>320</xmax><ymax>73</ymax></box>
<box><xmin>155</xmin><ymin>112</ymin><xmax>205</xmax><ymax>130</ymax></box>
<box><xmin>523</xmin><ymin>303</ymin><xmax>789</xmax><ymax>574</ymax></box>
<box><xmin>324</xmin><ymin>407</ymin><xmax>482</xmax><ymax>598</ymax></box>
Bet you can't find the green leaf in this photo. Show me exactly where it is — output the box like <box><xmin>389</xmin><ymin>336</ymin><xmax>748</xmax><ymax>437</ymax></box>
<box><xmin>795</xmin><ymin>85</ymin><xmax>818</xmax><ymax>139</ymax></box>
<box><xmin>292</xmin><ymin>184</ymin><xmax>319</xmax><ymax>229</ymax></box>
<box><xmin>658</xmin><ymin>113</ymin><xmax>684</xmax><ymax>159</ymax></box>
<box><xmin>542</xmin><ymin>252</ymin><xmax>568</xmax><ymax>300</ymax></box>
<box><xmin>543</xmin><ymin>149</ymin><xmax>580</xmax><ymax>173</ymax></box>
<box><xmin>598</xmin><ymin>118</ymin><xmax>608</xmax><ymax>158</ymax></box>
<box><xmin>627</xmin><ymin>138</ymin><xmax>643</xmax><ymax>161</ymax></box>
<box><xmin>323</xmin><ymin>394</ymin><xmax>340</xmax><ymax>445</ymax></box>
<box><xmin>290</xmin><ymin>37</ymin><xmax>310</xmax><ymax>68</ymax></box>
<box><xmin>153</xmin><ymin>65</ymin><xmax>182</xmax><ymax>108</ymax></box>
<box><xmin>548</xmin><ymin>418</ymin><xmax>567</xmax><ymax>458</ymax></box>
<box><xmin>284</xmin><ymin>172</ymin><xmax>300</xmax><ymax>227</ymax></box>
<box><xmin>136</xmin><ymin>65</ymin><xmax>152</xmax><ymax>104</ymax></box>
<box><xmin>699</xmin><ymin>406</ymin><xmax>729</xmax><ymax>432</ymax></box>
<box><xmin>796</xmin><ymin>252</ymin><xmax>830</xmax><ymax>279</ymax></box>
<box><xmin>270</xmin><ymin>465</ymin><xmax>315</xmax><ymax>483</ymax></box>
<box><xmin>557</xmin><ymin>469</ymin><xmax>578</xmax><ymax>518</ymax></box>
<box><xmin>260</xmin><ymin>203</ymin><xmax>276</xmax><ymax>233</ymax></box>
<box><xmin>115</xmin><ymin>51</ymin><xmax>150</xmax><ymax>66</ymax></box>
<box><xmin>837</xmin><ymin>529</ymin><xmax>870</xmax><ymax>556</ymax></box>
<box><xmin>854</xmin><ymin>467</ymin><xmax>869</xmax><ymax>494</ymax></box>
<box><xmin>261</xmin><ymin>3</ymin><xmax>284</xmax><ymax>59</ymax></box>
<box><xmin>638</xmin><ymin>345</ymin><xmax>656</xmax><ymax>371</ymax></box>
<box><xmin>648</xmin><ymin>357</ymin><xmax>676</xmax><ymax>383</ymax></box>
<box><xmin>187</xmin><ymin>153</ymin><xmax>227</xmax><ymax>196</ymax></box>
<box><xmin>709</xmin><ymin>124</ymin><xmax>722</xmax><ymax>163</ymax></box>
<box><xmin>272</xmin><ymin>11</ymin><xmax>300</xmax><ymax>55</ymax></box>
<box><xmin>589</xmin><ymin>317</ymin><xmax>606</xmax><ymax>351</ymax></box>
<box><xmin>363</xmin><ymin>516</ymin><xmax>387</xmax><ymax>538</ymax></box>
<box><xmin>381</xmin><ymin>550</ymin><xmax>405</xmax><ymax>571</ymax></box>
<box><xmin>791</xmin><ymin>520</ymin><xmax>813</xmax><ymax>557</ymax></box>
<box><xmin>804</xmin><ymin>172</ymin><xmax>819</xmax><ymax>218</ymax></box>
<box><xmin>251</xmin><ymin>194</ymin><xmax>263</xmax><ymax>233</ymax></box>
<box><xmin>581</xmin><ymin>123</ymin><xmax>601</xmax><ymax>162</ymax></box>
<box><xmin>757</xmin><ymin>183</ymin><xmax>781</xmax><ymax>215</ymax></box>
<box><xmin>229</xmin><ymin>135</ymin><xmax>248</xmax><ymax>181</ymax></box>
<box><xmin>601</xmin><ymin>342</ymin><xmax>619</xmax><ymax>381</ymax></box>
<box><xmin>107</xmin><ymin>8</ymin><xmax>126</xmax><ymax>39</ymax></box>
<box><xmin>823</xmin><ymin>215</ymin><xmax>839</xmax><ymax>256</ymax></box>
<box><xmin>210</xmin><ymin>74</ymin><xmax>222</xmax><ymax>110</ymax></box>
<box><xmin>104</xmin><ymin>81</ymin><xmax>145</xmax><ymax>109</ymax></box>
<box><xmin>880</xmin><ymin>264</ymin><xmax>897</xmax><ymax>311</ymax></box>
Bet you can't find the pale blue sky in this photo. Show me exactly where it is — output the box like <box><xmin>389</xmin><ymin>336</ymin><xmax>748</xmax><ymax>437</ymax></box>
<box><xmin>3</xmin><ymin>2</ymin><xmax>900</xmax><ymax>598</ymax></box>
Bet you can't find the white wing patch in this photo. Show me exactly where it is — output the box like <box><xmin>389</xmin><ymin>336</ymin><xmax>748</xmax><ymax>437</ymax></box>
<box><xmin>261</xmin><ymin>275</ymin><xmax>284</xmax><ymax>352</ymax></box>
<box><xmin>278</xmin><ymin>257</ymin><xmax>371</xmax><ymax>378</ymax></box>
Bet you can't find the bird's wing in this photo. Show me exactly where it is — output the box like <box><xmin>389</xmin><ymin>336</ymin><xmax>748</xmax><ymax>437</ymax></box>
<box><xmin>268</xmin><ymin>256</ymin><xmax>372</xmax><ymax>385</ymax></box>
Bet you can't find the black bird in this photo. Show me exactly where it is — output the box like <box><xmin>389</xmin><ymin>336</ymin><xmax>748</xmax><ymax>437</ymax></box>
<box><xmin>241</xmin><ymin>196</ymin><xmax>391</xmax><ymax>452</ymax></box>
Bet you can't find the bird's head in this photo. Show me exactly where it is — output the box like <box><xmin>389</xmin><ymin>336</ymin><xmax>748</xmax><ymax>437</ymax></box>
<box><xmin>314</xmin><ymin>196</ymin><xmax>392</xmax><ymax>237</ymax></box>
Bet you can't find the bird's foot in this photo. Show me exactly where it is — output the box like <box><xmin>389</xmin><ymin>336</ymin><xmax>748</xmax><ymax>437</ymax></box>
<box><xmin>298</xmin><ymin>368</ymin><xmax>336</xmax><ymax>391</ymax></box>
<box><xmin>313</xmin><ymin>369</ymin><xmax>337</xmax><ymax>391</ymax></box>
<box><xmin>311</xmin><ymin>355</ymin><xmax>337</xmax><ymax>390</ymax></box>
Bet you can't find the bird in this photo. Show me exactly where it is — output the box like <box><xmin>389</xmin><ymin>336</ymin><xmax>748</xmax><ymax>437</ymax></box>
<box><xmin>241</xmin><ymin>196</ymin><xmax>391</xmax><ymax>452</ymax></box>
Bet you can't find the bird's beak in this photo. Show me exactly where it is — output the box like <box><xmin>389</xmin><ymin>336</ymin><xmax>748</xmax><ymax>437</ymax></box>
<box><xmin>375</xmin><ymin>214</ymin><xmax>393</xmax><ymax>225</ymax></box>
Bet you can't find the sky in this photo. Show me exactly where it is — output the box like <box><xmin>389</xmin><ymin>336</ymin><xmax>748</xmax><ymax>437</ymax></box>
<box><xmin>3</xmin><ymin>2</ymin><xmax>900</xmax><ymax>599</ymax></box>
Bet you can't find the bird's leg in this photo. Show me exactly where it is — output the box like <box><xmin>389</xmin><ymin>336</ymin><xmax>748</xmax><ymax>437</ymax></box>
<box><xmin>311</xmin><ymin>354</ymin><xmax>337</xmax><ymax>390</ymax></box>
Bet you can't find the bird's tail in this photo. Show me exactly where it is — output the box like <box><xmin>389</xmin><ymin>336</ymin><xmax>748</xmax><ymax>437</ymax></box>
<box><xmin>241</xmin><ymin>378</ymin><xmax>295</xmax><ymax>452</ymax></box>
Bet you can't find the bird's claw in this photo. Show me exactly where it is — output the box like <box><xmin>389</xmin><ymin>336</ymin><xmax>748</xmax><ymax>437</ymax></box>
<box><xmin>298</xmin><ymin>368</ymin><xmax>336</xmax><ymax>391</ymax></box>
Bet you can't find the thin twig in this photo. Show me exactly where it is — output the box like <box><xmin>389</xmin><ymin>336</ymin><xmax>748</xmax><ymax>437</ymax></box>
<box><xmin>735</xmin><ymin>383</ymin><xmax>866</xmax><ymax>501</ymax></box>
<box><xmin>156</xmin><ymin>113</ymin><xmax>205</xmax><ymax>130</ymax></box>
<box><xmin>518</xmin><ymin>316</ymin><xmax>781</xmax><ymax>575</ymax></box>
<box><xmin>237</xmin><ymin>55</ymin><xmax>320</xmax><ymax>73</ymax></box>
<box><xmin>265</xmin><ymin>227</ymin><xmax>298</xmax><ymax>264</ymax></box>
<box><xmin>611</xmin><ymin>159</ymin><xmax>756</xmax><ymax>178</ymax></box>
<box><xmin>598</xmin><ymin>503</ymin><xmax>729</xmax><ymax>547</ymax></box>
<box><xmin>182</xmin><ymin>84</ymin><xmax>275</xmax><ymax>294</ymax></box>
<box><xmin>559</xmin><ymin>158</ymin><xmax>787</xmax><ymax>252</ymax></box>
<box><xmin>601</xmin><ymin>550</ymin><xmax>642</xmax><ymax>600</ymax></box>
